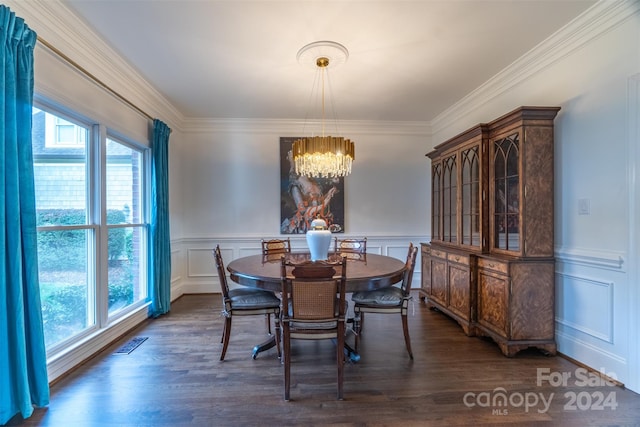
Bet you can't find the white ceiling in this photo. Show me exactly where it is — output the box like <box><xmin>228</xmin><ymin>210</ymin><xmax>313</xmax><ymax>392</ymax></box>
<box><xmin>62</xmin><ymin>0</ymin><xmax>596</xmax><ymax>122</ymax></box>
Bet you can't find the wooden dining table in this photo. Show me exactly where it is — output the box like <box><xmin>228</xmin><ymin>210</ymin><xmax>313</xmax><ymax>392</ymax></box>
<box><xmin>227</xmin><ymin>252</ymin><xmax>407</xmax><ymax>361</ymax></box>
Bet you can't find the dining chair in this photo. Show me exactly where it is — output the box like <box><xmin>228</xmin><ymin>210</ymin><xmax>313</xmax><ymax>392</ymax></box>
<box><xmin>279</xmin><ymin>257</ymin><xmax>348</xmax><ymax>401</ymax></box>
<box><xmin>335</xmin><ymin>237</ymin><xmax>367</xmax><ymax>262</ymax></box>
<box><xmin>351</xmin><ymin>243</ymin><xmax>418</xmax><ymax>359</ymax></box>
<box><xmin>334</xmin><ymin>237</ymin><xmax>367</xmax><ymax>254</ymax></box>
<box><xmin>260</xmin><ymin>238</ymin><xmax>292</xmax><ymax>332</ymax></box>
<box><xmin>213</xmin><ymin>245</ymin><xmax>281</xmax><ymax>361</ymax></box>
<box><xmin>261</xmin><ymin>238</ymin><xmax>292</xmax><ymax>255</ymax></box>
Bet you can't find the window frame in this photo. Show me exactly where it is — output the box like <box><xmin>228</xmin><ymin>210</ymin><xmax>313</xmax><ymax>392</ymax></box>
<box><xmin>33</xmin><ymin>98</ymin><xmax>151</xmax><ymax>358</ymax></box>
<box><xmin>103</xmin><ymin>132</ymin><xmax>151</xmax><ymax>323</ymax></box>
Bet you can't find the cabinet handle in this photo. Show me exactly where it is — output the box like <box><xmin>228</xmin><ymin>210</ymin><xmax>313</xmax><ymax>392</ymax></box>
<box><xmin>487</xmin><ymin>263</ymin><xmax>495</xmax><ymax>268</ymax></box>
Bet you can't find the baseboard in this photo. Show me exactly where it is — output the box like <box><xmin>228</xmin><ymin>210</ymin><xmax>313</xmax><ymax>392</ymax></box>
<box><xmin>556</xmin><ymin>329</ymin><xmax>630</xmax><ymax>391</ymax></box>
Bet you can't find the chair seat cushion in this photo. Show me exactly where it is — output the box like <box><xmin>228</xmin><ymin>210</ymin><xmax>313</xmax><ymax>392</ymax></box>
<box><xmin>289</xmin><ymin>320</ymin><xmax>338</xmax><ymax>330</ymax></box>
<box><xmin>352</xmin><ymin>286</ymin><xmax>403</xmax><ymax>306</ymax></box>
<box><xmin>229</xmin><ymin>288</ymin><xmax>280</xmax><ymax>309</ymax></box>
<box><xmin>285</xmin><ymin>300</ymin><xmax>347</xmax><ymax>330</ymax></box>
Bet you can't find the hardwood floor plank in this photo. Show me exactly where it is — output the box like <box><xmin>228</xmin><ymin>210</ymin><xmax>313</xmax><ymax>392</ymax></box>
<box><xmin>7</xmin><ymin>293</ymin><xmax>640</xmax><ymax>426</ymax></box>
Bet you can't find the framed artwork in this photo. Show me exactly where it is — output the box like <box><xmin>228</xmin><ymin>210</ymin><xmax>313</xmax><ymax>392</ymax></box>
<box><xmin>280</xmin><ymin>137</ymin><xmax>345</xmax><ymax>234</ymax></box>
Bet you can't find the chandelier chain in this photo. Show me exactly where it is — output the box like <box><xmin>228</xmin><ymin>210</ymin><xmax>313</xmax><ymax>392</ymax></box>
<box><xmin>293</xmin><ymin>42</ymin><xmax>354</xmax><ymax>179</ymax></box>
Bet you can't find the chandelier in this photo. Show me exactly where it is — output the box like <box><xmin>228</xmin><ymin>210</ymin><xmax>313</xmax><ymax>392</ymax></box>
<box><xmin>293</xmin><ymin>41</ymin><xmax>355</xmax><ymax>179</ymax></box>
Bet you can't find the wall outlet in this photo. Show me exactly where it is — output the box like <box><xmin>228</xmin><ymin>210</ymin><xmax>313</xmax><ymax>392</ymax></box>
<box><xmin>578</xmin><ymin>198</ymin><xmax>590</xmax><ymax>215</ymax></box>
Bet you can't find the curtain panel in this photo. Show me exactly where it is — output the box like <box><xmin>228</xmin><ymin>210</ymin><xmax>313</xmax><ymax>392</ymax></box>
<box><xmin>149</xmin><ymin>119</ymin><xmax>172</xmax><ymax>317</ymax></box>
<box><xmin>0</xmin><ymin>5</ymin><xmax>50</xmax><ymax>424</ymax></box>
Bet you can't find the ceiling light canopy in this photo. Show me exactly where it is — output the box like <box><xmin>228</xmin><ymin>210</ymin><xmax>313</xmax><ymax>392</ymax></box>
<box><xmin>292</xmin><ymin>41</ymin><xmax>354</xmax><ymax>179</ymax></box>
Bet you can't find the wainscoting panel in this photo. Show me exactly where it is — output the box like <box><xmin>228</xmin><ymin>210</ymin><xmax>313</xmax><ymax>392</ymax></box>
<box><xmin>237</xmin><ymin>246</ymin><xmax>263</xmax><ymax>258</ymax></box>
<box><xmin>172</xmin><ymin>235</ymin><xmax>426</xmax><ymax>297</ymax></box>
<box><xmin>187</xmin><ymin>248</ymin><xmax>217</xmax><ymax>278</ymax></box>
<box><xmin>556</xmin><ymin>272</ymin><xmax>614</xmax><ymax>343</ymax></box>
<box><xmin>554</xmin><ymin>248</ymin><xmax>630</xmax><ymax>388</ymax></box>
<box><xmin>386</xmin><ymin>244</ymin><xmax>412</xmax><ymax>260</ymax></box>
<box><xmin>170</xmin><ymin>247</ymin><xmax>184</xmax><ymax>301</ymax></box>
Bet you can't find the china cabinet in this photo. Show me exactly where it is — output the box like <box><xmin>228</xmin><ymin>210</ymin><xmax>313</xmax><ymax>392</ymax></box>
<box><xmin>420</xmin><ymin>106</ymin><xmax>560</xmax><ymax>356</ymax></box>
<box><xmin>420</xmin><ymin>124</ymin><xmax>488</xmax><ymax>336</ymax></box>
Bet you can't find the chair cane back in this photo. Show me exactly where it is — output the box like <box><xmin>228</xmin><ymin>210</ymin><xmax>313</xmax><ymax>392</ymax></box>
<box><xmin>261</xmin><ymin>238</ymin><xmax>292</xmax><ymax>255</ymax></box>
<box><xmin>279</xmin><ymin>257</ymin><xmax>347</xmax><ymax>401</ymax></box>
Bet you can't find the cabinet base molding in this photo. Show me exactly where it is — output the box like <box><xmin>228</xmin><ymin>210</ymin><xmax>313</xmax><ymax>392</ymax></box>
<box><xmin>475</xmin><ymin>326</ymin><xmax>557</xmax><ymax>357</ymax></box>
<box><xmin>422</xmin><ymin>295</ymin><xmax>556</xmax><ymax>356</ymax></box>
<box><xmin>423</xmin><ymin>297</ymin><xmax>475</xmax><ymax>336</ymax></box>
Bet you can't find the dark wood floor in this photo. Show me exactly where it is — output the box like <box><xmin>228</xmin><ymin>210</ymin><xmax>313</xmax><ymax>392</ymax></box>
<box><xmin>8</xmin><ymin>293</ymin><xmax>640</xmax><ymax>426</ymax></box>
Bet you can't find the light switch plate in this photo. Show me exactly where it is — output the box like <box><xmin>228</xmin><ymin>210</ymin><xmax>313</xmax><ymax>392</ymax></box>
<box><xmin>578</xmin><ymin>198</ymin><xmax>590</xmax><ymax>215</ymax></box>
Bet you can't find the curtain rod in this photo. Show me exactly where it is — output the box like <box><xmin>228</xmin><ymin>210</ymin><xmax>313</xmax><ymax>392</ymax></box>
<box><xmin>36</xmin><ymin>35</ymin><xmax>154</xmax><ymax>122</ymax></box>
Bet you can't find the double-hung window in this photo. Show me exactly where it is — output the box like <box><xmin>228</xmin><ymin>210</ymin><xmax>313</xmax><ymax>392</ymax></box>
<box><xmin>32</xmin><ymin>104</ymin><xmax>149</xmax><ymax>353</ymax></box>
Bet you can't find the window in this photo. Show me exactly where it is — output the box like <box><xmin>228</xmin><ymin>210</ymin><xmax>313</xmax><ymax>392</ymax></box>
<box><xmin>106</xmin><ymin>138</ymin><xmax>147</xmax><ymax>316</ymax></box>
<box><xmin>32</xmin><ymin>105</ymin><xmax>149</xmax><ymax>352</ymax></box>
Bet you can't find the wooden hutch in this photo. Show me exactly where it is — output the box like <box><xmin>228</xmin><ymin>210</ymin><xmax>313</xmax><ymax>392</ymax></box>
<box><xmin>420</xmin><ymin>106</ymin><xmax>560</xmax><ymax>357</ymax></box>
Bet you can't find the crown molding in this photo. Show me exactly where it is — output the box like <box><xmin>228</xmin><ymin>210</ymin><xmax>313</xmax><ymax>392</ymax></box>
<box><xmin>182</xmin><ymin>117</ymin><xmax>431</xmax><ymax>136</ymax></box>
<box><xmin>431</xmin><ymin>0</ymin><xmax>640</xmax><ymax>138</ymax></box>
<box><xmin>6</xmin><ymin>0</ymin><xmax>184</xmax><ymax>132</ymax></box>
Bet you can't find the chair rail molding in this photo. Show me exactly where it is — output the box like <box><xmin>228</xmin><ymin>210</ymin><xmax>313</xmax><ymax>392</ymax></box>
<box><xmin>555</xmin><ymin>246</ymin><xmax>625</xmax><ymax>271</ymax></box>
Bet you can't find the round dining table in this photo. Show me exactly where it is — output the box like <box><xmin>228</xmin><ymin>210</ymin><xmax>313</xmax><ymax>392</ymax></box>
<box><xmin>227</xmin><ymin>252</ymin><xmax>407</xmax><ymax>293</ymax></box>
<box><xmin>226</xmin><ymin>252</ymin><xmax>407</xmax><ymax>361</ymax></box>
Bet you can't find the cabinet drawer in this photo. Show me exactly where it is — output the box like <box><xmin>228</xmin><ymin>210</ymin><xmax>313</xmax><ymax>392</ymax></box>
<box><xmin>477</xmin><ymin>258</ymin><xmax>508</xmax><ymax>275</ymax></box>
<box><xmin>447</xmin><ymin>253</ymin><xmax>469</xmax><ymax>265</ymax></box>
<box><xmin>431</xmin><ymin>249</ymin><xmax>447</xmax><ymax>259</ymax></box>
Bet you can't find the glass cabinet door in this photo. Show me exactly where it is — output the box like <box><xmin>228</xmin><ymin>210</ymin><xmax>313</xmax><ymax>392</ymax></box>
<box><xmin>431</xmin><ymin>163</ymin><xmax>442</xmax><ymax>241</ymax></box>
<box><xmin>493</xmin><ymin>133</ymin><xmax>520</xmax><ymax>251</ymax></box>
<box><xmin>443</xmin><ymin>154</ymin><xmax>457</xmax><ymax>243</ymax></box>
<box><xmin>461</xmin><ymin>146</ymin><xmax>480</xmax><ymax>247</ymax></box>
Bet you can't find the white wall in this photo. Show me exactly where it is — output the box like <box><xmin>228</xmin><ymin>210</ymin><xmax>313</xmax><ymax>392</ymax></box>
<box><xmin>179</xmin><ymin>121</ymin><xmax>428</xmax><ymax>237</ymax></box>
<box><xmin>171</xmin><ymin>120</ymin><xmax>430</xmax><ymax>295</ymax></box>
<box><xmin>431</xmin><ymin>0</ymin><xmax>640</xmax><ymax>392</ymax></box>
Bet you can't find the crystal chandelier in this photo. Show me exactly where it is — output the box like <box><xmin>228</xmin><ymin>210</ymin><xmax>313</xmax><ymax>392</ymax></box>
<box><xmin>293</xmin><ymin>41</ymin><xmax>355</xmax><ymax>178</ymax></box>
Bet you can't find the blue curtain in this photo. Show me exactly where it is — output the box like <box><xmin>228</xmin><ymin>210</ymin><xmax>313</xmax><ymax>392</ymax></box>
<box><xmin>148</xmin><ymin>119</ymin><xmax>172</xmax><ymax>317</ymax></box>
<box><xmin>0</xmin><ymin>5</ymin><xmax>50</xmax><ymax>424</ymax></box>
